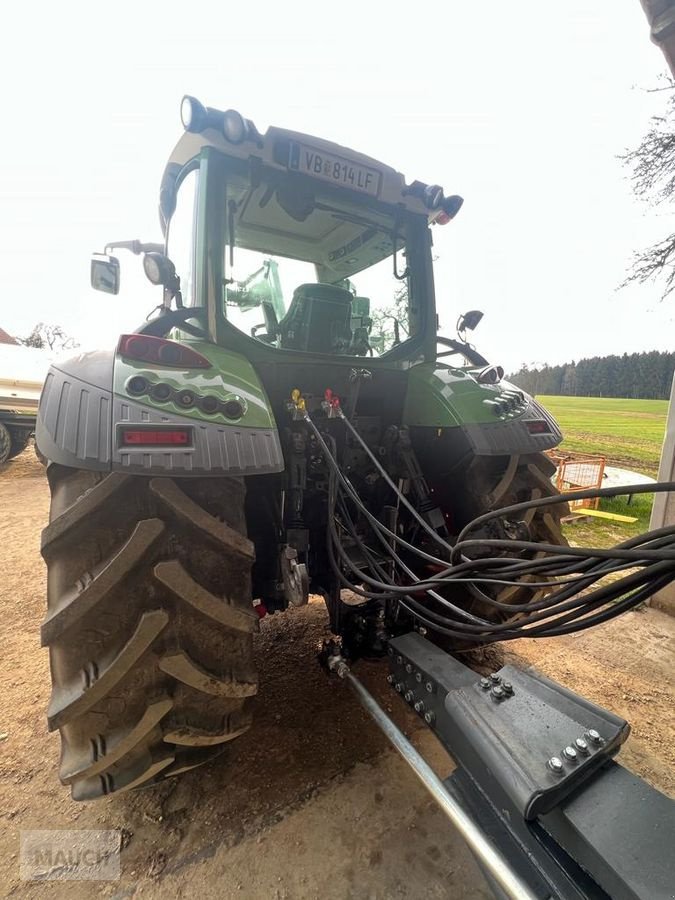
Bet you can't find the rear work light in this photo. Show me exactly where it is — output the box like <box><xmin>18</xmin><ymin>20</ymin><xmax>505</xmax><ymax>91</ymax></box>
<box><xmin>525</xmin><ymin>420</ymin><xmax>552</xmax><ymax>435</ymax></box>
<box><xmin>121</xmin><ymin>429</ymin><xmax>191</xmax><ymax>446</ymax></box>
<box><xmin>117</xmin><ymin>334</ymin><xmax>211</xmax><ymax>369</ymax></box>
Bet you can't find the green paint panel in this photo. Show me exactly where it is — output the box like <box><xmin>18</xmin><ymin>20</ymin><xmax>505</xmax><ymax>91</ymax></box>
<box><xmin>113</xmin><ymin>340</ymin><xmax>277</xmax><ymax>429</ymax></box>
<box><xmin>403</xmin><ymin>363</ymin><xmax>530</xmax><ymax>427</ymax></box>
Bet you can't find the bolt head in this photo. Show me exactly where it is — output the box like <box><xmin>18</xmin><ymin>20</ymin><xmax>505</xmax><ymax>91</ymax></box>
<box><xmin>548</xmin><ymin>756</ymin><xmax>564</xmax><ymax>774</ymax></box>
<box><xmin>502</xmin><ymin>681</ymin><xmax>513</xmax><ymax>696</ymax></box>
<box><xmin>415</xmin><ymin>672</ymin><xmax>423</xmax><ymax>683</ymax></box>
<box><xmin>386</xmin><ymin>674</ymin><xmax>395</xmax><ymax>685</ymax></box>
<box><xmin>575</xmin><ymin>737</ymin><xmax>589</xmax><ymax>754</ymax></box>
<box><xmin>418</xmin><ymin>627</ymin><xmax>427</xmax><ymax>636</ymax></box>
<box><xmin>387</xmin><ymin>646</ymin><xmax>394</xmax><ymax>657</ymax></box>
<box><xmin>405</xmin><ymin>663</ymin><xmax>413</xmax><ymax>674</ymax></box>
<box><xmin>424</xmin><ymin>711</ymin><xmax>435</xmax><ymax>725</ymax></box>
<box><xmin>491</xmin><ymin>685</ymin><xmax>505</xmax><ymax>701</ymax></box>
<box><xmin>489</xmin><ymin>673</ymin><xmax>501</xmax><ymax>684</ymax></box>
<box><xmin>562</xmin><ymin>745</ymin><xmax>578</xmax><ymax>762</ymax></box>
<box><xmin>586</xmin><ymin>729</ymin><xmax>602</xmax><ymax>744</ymax></box>
<box><xmin>396</xmin><ymin>655</ymin><xmax>403</xmax><ymax>665</ymax></box>
<box><xmin>425</xmin><ymin>681</ymin><xmax>434</xmax><ymax>694</ymax></box>
<box><xmin>395</xmin><ymin>683</ymin><xmax>403</xmax><ymax>693</ymax></box>
<box><xmin>479</xmin><ymin>677</ymin><xmax>491</xmax><ymax>690</ymax></box>
<box><xmin>414</xmin><ymin>700</ymin><xmax>425</xmax><ymax>714</ymax></box>
<box><xmin>404</xmin><ymin>690</ymin><xmax>414</xmax><ymax>703</ymax></box>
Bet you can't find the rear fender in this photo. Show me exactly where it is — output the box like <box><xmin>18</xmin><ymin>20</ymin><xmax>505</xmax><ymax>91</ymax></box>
<box><xmin>403</xmin><ymin>363</ymin><xmax>562</xmax><ymax>455</ymax></box>
<box><xmin>35</xmin><ymin>344</ymin><xmax>284</xmax><ymax>475</ymax></box>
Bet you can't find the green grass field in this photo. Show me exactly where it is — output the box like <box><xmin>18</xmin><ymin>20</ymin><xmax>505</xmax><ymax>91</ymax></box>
<box><xmin>537</xmin><ymin>395</ymin><xmax>668</xmax><ymax>477</ymax></box>
<box><xmin>536</xmin><ymin>395</ymin><xmax>668</xmax><ymax>546</ymax></box>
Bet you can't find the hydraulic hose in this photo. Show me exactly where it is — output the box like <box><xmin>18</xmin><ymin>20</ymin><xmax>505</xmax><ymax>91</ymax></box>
<box><xmin>304</xmin><ymin>406</ymin><xmax>675</xmax><ymax>644</ymax></box>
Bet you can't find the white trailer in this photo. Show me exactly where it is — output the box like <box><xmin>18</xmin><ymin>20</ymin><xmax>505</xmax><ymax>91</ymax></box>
<box><xmin>0</xmin><ymin>344</ymin><xmax>51</xmax><ymax>463</ymax></box>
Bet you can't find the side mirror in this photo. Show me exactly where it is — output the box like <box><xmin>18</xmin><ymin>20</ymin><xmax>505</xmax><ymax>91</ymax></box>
<box><xmin>90</xmin><ymin>254</ymin><xmax>120</xmax><ymax>295</ymax></box>
<box><xmin>458</xmin><ymin>309</ymin><xmax>484</xmax><ymax>332</ymax></box>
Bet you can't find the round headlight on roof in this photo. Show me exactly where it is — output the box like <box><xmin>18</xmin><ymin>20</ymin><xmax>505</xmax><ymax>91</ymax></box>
<box><xmin>180</xmin><ymin>95</ymin><xmax>207</xmax><ymax>133</ymax></box>
<box><xmin>222</xmin><ymin>109</ymin><xmax>247</xmax><ymax>144</ymax></box>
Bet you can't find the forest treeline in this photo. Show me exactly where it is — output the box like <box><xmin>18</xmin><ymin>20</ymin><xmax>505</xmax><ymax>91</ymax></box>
<box><xmin>507</xmin><ymin>351</ymin><xmax>674</xmax><ymax>400</ymax></box>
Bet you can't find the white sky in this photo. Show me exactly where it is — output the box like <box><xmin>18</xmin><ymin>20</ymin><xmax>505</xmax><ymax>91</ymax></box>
<box><xmin>1</xmin><ymin>0</ymin><xmax>673</xmax><ymax>372</ymax></box>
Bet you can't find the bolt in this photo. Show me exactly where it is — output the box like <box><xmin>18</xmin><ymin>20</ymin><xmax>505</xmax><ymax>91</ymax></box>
<box><xmin>491</xmin><ymin>685</ymin><xmax>505</xmax><ymax>701</ymax></box>
<box><xmin>562</xmin><ymin>745</ymin><xmax>578</xmax><ymax>762</ymax></box>
<box><xmin>424</xmin><ymin>711</ymin><xmax>436</xmax><ymax>725</ymax></box>
<box><xmin>489</xmin><ymin>673</ymin><xmax>501</xmax><ymax>684</ymax></box>
<box><xmin>575</xmin><ymin>737</ymin><xmax>589</xmax><ymax>754</ymax></box>
<box><xmin>404</xmin><ymin>690</ymin><xmax>414</xmax><ymax>703</ymax></box>
<box><xmin>502</xmin><ymin>681</ymin><xmax>514</xmax><ymax>696</ymax></box>
<box><xmin>405</xmin><ymin>663</ymin><xmax>413</xmax><ymax>674</ymax></box>
<box><xmin>396</xmin><ymin>655</ymin><xmax>403</xmax><ymax>665</ymax></box>
<box><xmin>395</xmin><ymin>682</ymin><xmax>403</xmax><ymax>694</ymax></box>
<box><xmin>548</xmin><ymin>756</ymin><xmax>564</xmax><ymax>774</ymax></box>
<box><xmin>425</xmin><ymin>681</ymin><xmax>434</xmax><ymax>694</ymax></box>
<box><xmin>419</xmin><ymin>627</ymin><xmax>427</xmax><ymax>636</ymax></box>
<box><xmin>414</xmin><ymin>700</ymin><xmax>425</xmax><ymax>714</ymax></box>
<box><xmin>586</xmin><ymin>729</ymin><xmax>602</xmax><ymax>745</ymax></box>
<box><xmin>386</xmin><ymin>674</ymin><xmax>395</xmax><ymax>685</ymax></box>
<box><xmin>479</xmin><ymin>677</ymin><xmax>491</xmax><ymax>690</ymax></box>
<box><xmin>415</xmin><ymin>672</ymin><xmax>423</xmax><ymax>683</ymax></box>
<box><xmin>387</xmin><ymin>646</ymin><xmax>394</xmax><ymax>657</ymax></box>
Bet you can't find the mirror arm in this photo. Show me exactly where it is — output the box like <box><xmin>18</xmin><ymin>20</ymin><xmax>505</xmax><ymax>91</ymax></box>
<box><xmin>104</xmin><ymin>240</ymin><xmax>164</xmax><ymax>256</ymax></box>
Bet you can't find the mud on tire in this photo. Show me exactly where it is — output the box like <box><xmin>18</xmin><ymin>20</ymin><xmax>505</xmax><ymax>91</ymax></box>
<box><xmin>460</xmin><ymin>451</ymin><xmax>569</xmax><ymax>620</ymax></box>
<box><xmin>41</xmin><ymin>467</ymin><xmax>258</xmax><ymax>801</ymax></box>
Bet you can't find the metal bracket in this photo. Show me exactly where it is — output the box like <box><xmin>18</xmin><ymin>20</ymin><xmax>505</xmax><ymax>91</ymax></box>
<box><xmin>387</xmin><ymin>632</ymin><xmax>675</xmax><ymax>900</ymax></box>
<box><xmin>280</xmin><ymin>545</ymin><xmax>309</xmax><ymax>607</ymax></box>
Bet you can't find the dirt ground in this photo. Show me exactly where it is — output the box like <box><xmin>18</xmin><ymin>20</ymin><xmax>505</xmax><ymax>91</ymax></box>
<box><xmin>1</xmin><ymin>448</ymin><xmax>673</xmax><ymax>899</ymax></box>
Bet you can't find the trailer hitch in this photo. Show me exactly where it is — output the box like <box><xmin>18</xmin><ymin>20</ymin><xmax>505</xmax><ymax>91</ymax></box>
<box><xmin>329</xmin><ymin>634</ymin><xmax>675</xmax><ymax>900</ymax></box>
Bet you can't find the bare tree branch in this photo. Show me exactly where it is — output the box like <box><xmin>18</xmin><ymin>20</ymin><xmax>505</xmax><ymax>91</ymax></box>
<box><xmin>20</xmin><ymin>323</ymin><xmax>79</xmax><ymax>351</ymax></box>
<box><xmin>621</xmin><ymin>78</ymin><xmax>675</xmax><ymax>300</ymax></box>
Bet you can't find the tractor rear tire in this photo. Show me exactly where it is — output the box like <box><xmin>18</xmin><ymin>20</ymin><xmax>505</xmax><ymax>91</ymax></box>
<box><xmin>7</xmin><ymin>427</ymin><xmax>32</xmax><ymax>459</ymax></box>
<box><xmin>0</xmin><ymin>423</ymin><xmax>10</xmax><ymax>464</ymax></box>
<box><xmin>41</xmin><ymin>466</ymin><xmax>258</xmax><ymax>801</ymax></box>
<box><xmin>464</xmin><ymin>451</ymin><xmax>568</xmax><ymax>619</ymax></box>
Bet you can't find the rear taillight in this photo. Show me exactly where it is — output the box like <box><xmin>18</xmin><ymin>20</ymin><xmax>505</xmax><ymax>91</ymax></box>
<box><xmin>525</xmin><ymin>420</ymin><xmax>551</xmax><ymax>435</ymax></box>
<box><xmin>117</xmin><ymin>334</ymin><xmax>211</xmax><ymax>368</ymax></box>
<box><xmin>121</xmin><ymin>428</ymin><xmax>191</xmax><ymax>446</ymax></box>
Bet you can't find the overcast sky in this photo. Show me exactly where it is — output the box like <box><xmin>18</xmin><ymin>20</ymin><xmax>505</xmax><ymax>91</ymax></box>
<box><xmin>1</xmin><ymin>0</ymin><xmax>673</xmax><ymax>372</ymax></box>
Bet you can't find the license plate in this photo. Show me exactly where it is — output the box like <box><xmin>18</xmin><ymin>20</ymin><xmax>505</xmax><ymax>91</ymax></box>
<box><xmin>287</xmin><ymin>142</ymin><xmax>380</xmax><ymax>196</ymax></box>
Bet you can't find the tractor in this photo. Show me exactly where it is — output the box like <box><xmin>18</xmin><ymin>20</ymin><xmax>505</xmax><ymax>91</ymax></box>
<box><xmin>36</xmin><ymin>98</ymin><xmax>567</xmax><ymax>801</ymax></box>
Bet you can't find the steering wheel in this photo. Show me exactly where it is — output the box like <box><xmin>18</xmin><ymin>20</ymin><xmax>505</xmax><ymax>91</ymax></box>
<box><xmin>436</xmin><ymin>336</ymin><xmax>488</xmax><ymax>367</ymax></box>
<box><xmin>137</xmin><ymin>306</ymin><xmax>209</xmax><ymax>340</ymax></box>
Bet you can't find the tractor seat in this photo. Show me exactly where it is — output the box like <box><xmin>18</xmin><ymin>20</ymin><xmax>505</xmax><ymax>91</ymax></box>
<box><xmin>277</xmin><ymin>283</ymin><xmax>353</xmax><ymax>354</ymax></box>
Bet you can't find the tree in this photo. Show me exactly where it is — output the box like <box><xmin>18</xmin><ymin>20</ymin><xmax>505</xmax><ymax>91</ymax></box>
<box><xmin>507</xmin><ymin>351</ymin><xmax>675</xmax><ymax>400</ymax></box>
<box><xmin>370</xmin><ymin>282</ymin><xmax>409</xmax><ymax>350</ymax></box>
<box><xmin>21</xmin><ymin>323</ymin><xmax>79</xmax><ymax>352</ymax></box>
<box><xmin>621</xmin><ymin>78</ymin><xmax>675</xmax><ymax>300</ymax></box>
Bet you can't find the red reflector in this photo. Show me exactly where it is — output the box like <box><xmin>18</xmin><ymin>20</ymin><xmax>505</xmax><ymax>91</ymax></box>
<box><xmin>117</xmin><ymin>334</ymin><xmax>211</xmax><ymax>368</ymax></box>
<box><xmin>122</xmin><ymin>429</ymin><xmax>190</xmax><ymax>445</ymax></box>
<box><xmin>525</xmin><ymin>420</ymin><xmax>551</xmax><ymax>435</ymax></box>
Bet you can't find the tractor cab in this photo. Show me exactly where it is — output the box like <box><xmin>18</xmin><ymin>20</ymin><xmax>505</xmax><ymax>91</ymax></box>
<box><xmin>151</xmin><ymin>98</ymin><xmax>464</xmax><ymax>364</ymax></box>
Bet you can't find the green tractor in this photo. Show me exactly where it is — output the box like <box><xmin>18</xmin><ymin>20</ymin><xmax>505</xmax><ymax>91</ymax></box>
<box><xmin>36</xmin><ymin>97</ymin><xmax>565</xmax><ymax>800</ymax></box>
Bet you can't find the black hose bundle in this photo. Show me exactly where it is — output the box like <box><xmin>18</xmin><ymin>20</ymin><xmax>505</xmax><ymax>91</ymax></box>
<box><xmin>303</xmin><ymin>408</ymin><xmax>675</xmax><ymax>645</ymax></box>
